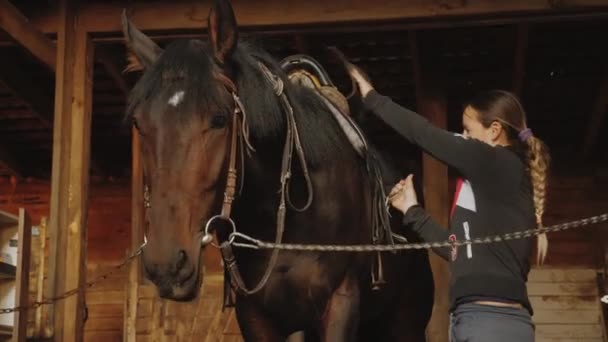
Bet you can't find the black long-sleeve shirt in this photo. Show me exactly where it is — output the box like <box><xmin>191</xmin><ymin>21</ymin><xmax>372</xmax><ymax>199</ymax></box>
<box><xmin>364</xmin><ymin>90</ymin><xmax>536</xmax><ymax>315</ymax></box>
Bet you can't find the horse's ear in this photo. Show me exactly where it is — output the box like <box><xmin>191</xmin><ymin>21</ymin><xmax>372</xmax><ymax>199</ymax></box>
<box><xmin>207</xmin><ymin>0</ymin><xmax>238</xmax><ymax>65</ymax></box>
<box><xmin>121</xmin><ymin>9</ymin><xmax>163</xmax><ymax>71</ymax></box>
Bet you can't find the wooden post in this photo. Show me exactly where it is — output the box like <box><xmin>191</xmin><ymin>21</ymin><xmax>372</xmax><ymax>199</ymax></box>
<box><xmin>409</xmin><ymin>31</ymin><xmax>450</xmax><ymax>342</ymax></box>
<box><xmin>13</xmin><ymin>208</ymin><xmax>32</xmax><ymax>341</ymax></box>
<box><xmin>125</xmin><ymin>128</ymin><xmax>144</xmax><ymax>342</ymax></box>
<box><xmin>47</xmin><ymin>0</ymin><xmax>94</xmax><ymax>340</ymax></box>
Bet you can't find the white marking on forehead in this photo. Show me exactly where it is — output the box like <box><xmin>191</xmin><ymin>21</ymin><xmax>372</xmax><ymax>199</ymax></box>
<box><xmin>168</xmin><ymin>90</ymin><xmax>185</xmax><ymax>107</ymax></box>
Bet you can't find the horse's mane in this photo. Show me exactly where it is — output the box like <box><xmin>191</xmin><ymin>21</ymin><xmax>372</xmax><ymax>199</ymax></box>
<box><xmin>126</xmin><ymin>38</ymin><xmax>352</xmax><ymax>166</ymax></box>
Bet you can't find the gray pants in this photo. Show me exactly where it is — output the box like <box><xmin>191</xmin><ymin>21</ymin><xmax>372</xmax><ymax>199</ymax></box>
<box><xmin>450</xmin><ymin>303</ymin><xmax>535</xmax><ymax>342</ymax></box>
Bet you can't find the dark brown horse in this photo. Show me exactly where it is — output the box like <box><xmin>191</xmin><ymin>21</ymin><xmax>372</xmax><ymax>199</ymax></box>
<box><xmin>122</xmin><ymin>0</ymin><xmax>433</xmax><ymax>340</ymax></box>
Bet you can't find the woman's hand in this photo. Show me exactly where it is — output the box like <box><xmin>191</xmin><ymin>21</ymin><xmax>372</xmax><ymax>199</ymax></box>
<box><xmin>388</xmin><ymin>174</ymin><xmax>419</xmax><ymax>214</ymax></box>
<box><xmin>346</xmin><ymin>63</ymin><xmax>374</xmax><ymax>98</ymax></box>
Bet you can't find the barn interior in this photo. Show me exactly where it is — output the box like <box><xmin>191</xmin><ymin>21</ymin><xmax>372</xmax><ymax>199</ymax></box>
<box><xmin>0</xmin><ymin>1</ymin><xmax>607</xmax><ymax>341</ymax></box>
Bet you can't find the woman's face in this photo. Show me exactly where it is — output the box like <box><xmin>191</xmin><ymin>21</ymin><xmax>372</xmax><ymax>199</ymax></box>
<box><xmin>462</xmin><ymin>106</ymin><xmax>506</xmax><ymax>146</ymax></box>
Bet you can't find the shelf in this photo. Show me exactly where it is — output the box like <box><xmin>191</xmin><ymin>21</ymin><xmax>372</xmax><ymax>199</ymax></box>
<box><xmin>0</xmin><ymin>211</ymin><xmax>17</xmax><ymax>230</ymax></box>
<box><xmin>0</xmin><ymin>262</ymin><xmax>15</xmax><ymax>280</ymax></box>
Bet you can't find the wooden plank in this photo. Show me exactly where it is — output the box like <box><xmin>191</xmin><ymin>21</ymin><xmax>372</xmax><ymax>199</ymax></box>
<box><xmin>137</xmin><ymin>285</ymin><xmax>157</xmax><ymax>299</ymax></box>
<box><xmin>528</xmin><ymin>268</ymin><xmax>597</xmax><ymax>283</ymax></box>
<box><xmin>86</xmin><ymin>276</ymin><xmax>127</xmax><ymax>292</ymax></box>
<box><xmin>13</xmin><ymin>208</ymin><xmax>31</xmax><ymax>341</ymax></box>
<box><xmin>223</xmin><ymin>310</ymin><xmax>241</xmax><ymax>335</ymax></box>
<box><xmin>59</xmin><ymin>9</ymin><xmax>94</xmax><ymax>341</ymax></box>
<box><xmin>83</xmin><ymin>331</ymin><xmax>124</xmax><ymax>342</ymax></box>
<box><xmin>86</xmin><ymin>303</ymin><xmax>123</xmax><ymax>318</ymax></box>
<box><xmin>204</xmin><ymin>309</ymin><xmax>232</xmax><ymax>342</ymax></box>
<box><xmin>135</xmin><ymin>318</ymin><xmax>152</xmax><ymax>334</ymax></box>
<box><xmin>86</xmin><ymin>291</ymin><xmax>123</xmax><ymax>305</ymax></box>
<box><xmin>29</xmin><ymin>1</ymin><xmax>608</xmax><ymax>34</ymax></box>
<box><xmin>83</xmin><ymin>317</ymin><xmax>123</xmax><ymax>332</ymax></box>
<box><xmin>534</xmin><ymin>309</ymin><xmax>601</xmax><ymax>324</ymax></box>
<box><xmin>528</xmin><ymin>282</ymin><xmax>599</xmax><ymax>296</ymax></box>
<box><xmin>34</xmin><ymin>217</ymin><xmax>47</xmax><ymax>337</ymax></box>
<box><xmin>47</xmin><ymin>2</ymin><xmax>94</xmax><ymax>339</ymax></box>
<box><xmin>536</xmin><ymin>338</ymin><xmax>603</xmax><ymax>342</ymax></box>
<box><xmin>535</xmin><ymin>324</ymin><xmax>603</xmax><ymax>339</ymax></box>
<box><xmin>543</xmin><ymin>253</ymin><xmax>598</xmax><ymax>268</ymax></box>
<box><xmin>46</xmin><ymin>0</ymin><xmax>77</xmax><ymax>335</ymax></box>
<box><xmin>0</xmin><ymin>0</ymin><xmax>56</xmax><ymax>71</ymax></box>
<box><xmin>222</xmin><ymin>335</ymin><xmax>245</xmax><ymax>342</ymax></box>
<box><xmin>125</xmin><ymin>127</ymin><xmax>144</xmax><ymax>342</ymax></box>
<box><xmin>136</xmin><ymin>299</ymin><xmax>153</xmax><ymax>318</ymax></box>
<box><xmin>529</xmin><ymin>296</ymin><xmax>599</xmax><ymax>311</ymax></box>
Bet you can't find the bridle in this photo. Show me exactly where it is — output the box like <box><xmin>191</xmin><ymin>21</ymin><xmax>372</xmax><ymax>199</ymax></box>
<box><xmin>206</xmin><ymin>61</ymin><xmax>315</xmax><ymax>298</ymax></box>
<box><xmin>143</xmin><ymin>59</ymin><xmax>314</xmax><ymax>298</ymax></box>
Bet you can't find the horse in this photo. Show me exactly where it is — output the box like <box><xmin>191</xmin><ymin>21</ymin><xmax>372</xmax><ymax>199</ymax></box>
<box><xmin>121</xmin><ymin>0</ymin><xmax>434</xmax><ymax>340</ymax></box>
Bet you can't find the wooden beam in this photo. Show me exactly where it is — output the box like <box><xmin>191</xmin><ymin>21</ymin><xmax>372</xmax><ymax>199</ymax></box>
<box><xmin>0</xmin><ymin>0</ymin><xmax>56</xmax><ymax>72</ymax></box>
<box><xmin>0</xmin><ymin>58</ymin><xmax>54</xmax><ymax>128</ymax></box>
<box><xmin>409</xmin><ymin>30</ymin><xmax>450</xmax><ymax>342</ymax></box>
<box><xmin>27</xmin><ymin>0</ymin><xmax>608</xmax><ymax>35</ymax></box>
<box><xmin>124</xmin><ymin>127</ymin><xmax>143</xmax><ymax>342</ymax></box>
<box><xmin>13</xmin><ymin>208</ymin><xmax>32</xmax><ymax>341</ymax></box>
<box><xmin>0</xmin><ymin>144</ymin><xmax>23</xmax><ymax>178</ymax></box>
<box><xmin>512</xmin><ymin>23</ymin><xmax>529</xmax><ymax>97</ymax></box>
<box><xmin>95</xmin><ymin>46</ymin><xmax>130</xmax><ymax>96</ymax></box>
<box><xmin>582</xmin><ymin>68</ymin><xmax>608</xmax><ymax>158</ymax></box>
<box><xmin>47</xmin><ymin>0</ymin><xmax>94</xmax><ymax>340</ymax></box>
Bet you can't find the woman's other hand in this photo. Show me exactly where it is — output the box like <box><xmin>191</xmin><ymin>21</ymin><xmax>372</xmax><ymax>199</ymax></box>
<box><xmin>346</xmin><ymin>63</ymin><xmax>374</xmax><ymax>98</ymax></box>
<box><xmin>388</xmin><ymin>174</ymin><xmax>419</xmax><ymax>214</ymax></box>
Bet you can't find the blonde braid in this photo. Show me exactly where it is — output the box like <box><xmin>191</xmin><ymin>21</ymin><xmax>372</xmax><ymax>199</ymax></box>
<box><xmin>525</xmin><ymin>135</ymin><xmax>551</xmax><ymax>265</ymax></box>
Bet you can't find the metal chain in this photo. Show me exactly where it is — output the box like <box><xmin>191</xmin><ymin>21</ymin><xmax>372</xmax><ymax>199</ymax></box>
<box><xmin>2</xmin><ymin>213</ymin><xmax>604</xmax><ymax>314</ymax></box>
<box><xmin>0</xmin><ymin>242</ymin><xmax>145</xmax><ymax>314</ymax></box>
<box><xmin>231</xmin><ymin>213</ymin><xmax>608</xmax><ymax>252</ymax></box>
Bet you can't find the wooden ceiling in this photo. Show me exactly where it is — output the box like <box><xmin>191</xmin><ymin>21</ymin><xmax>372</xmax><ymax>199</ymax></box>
<box><xmin>0</xmin><ymin>1</ymin><xmax>607</xmax><ymax>179</ymax></box>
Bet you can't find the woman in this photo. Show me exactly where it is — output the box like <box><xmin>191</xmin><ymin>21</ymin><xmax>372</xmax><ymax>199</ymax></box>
<box><xmin>348</xmin><ymin>65</ymin><xmax>550</xmax><ymax>342</ymax></box>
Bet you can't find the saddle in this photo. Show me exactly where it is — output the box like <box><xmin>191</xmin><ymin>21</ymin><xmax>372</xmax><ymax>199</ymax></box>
<box><xmin>280</xmin><ymin>54</ymin><xmax>399</xmax><ymax>289</ymax></box>
<box><xmin>280</xmin><ymin>54</ymin><xmax>352</xmax><ymax>116</ymax></box>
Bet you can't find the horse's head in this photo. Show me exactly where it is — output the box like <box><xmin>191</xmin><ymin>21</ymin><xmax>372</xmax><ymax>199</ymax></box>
<box><xmin>122</xmin><ymin>0</ymin><xmax>241</xmax><ymax>300</ymax></box>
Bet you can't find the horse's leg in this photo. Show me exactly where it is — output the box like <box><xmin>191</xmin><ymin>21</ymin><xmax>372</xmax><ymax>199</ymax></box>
<box><xmin>235</xmin><ymin>297</ymin><xmax>285</xmax><ymax>342</ymax></box>
<box><xmin>319</xmin><ymin>272</ymin><xmax>360</xmax><ymax>342</ymax></box>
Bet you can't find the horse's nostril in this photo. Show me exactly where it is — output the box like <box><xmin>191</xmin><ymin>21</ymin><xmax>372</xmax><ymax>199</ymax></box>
<box><xmin>176</xmin><ymin>250</ymin><xmax>187</xmax><ymax>271</ymax></box>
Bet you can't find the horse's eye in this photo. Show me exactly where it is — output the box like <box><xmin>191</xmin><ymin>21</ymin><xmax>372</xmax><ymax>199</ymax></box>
<box><xmin>211</xmin><ymin>115</ymin><xmax>228</xmax><ymax>129</ymax></box>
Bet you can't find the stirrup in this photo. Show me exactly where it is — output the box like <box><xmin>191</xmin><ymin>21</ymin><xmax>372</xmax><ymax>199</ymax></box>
<box><xmin>371</xmin><ymin>251</ymin><xmax>386</xmax><ymax>290</ymax></box>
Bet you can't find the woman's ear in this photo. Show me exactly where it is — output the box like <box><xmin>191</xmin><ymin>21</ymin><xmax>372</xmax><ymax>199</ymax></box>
<box><xmin>489</xmin><ymin>121</ymin><xmax>505</xmax><ymax>143</ymax></box>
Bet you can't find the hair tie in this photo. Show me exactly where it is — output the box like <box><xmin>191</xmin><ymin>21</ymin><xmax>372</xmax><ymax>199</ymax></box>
<box><xmin>519</xmin><ymin>128</ymin><xmax>533</xmax><ymax>142</ymax></box>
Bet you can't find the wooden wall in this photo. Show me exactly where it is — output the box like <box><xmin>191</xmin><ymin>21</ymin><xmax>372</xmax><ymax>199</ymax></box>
<box><xmin>0</xmin><ymin>177</ymin><xmax>131</xmax><ymax>341</ymax></box>
<box><xmin>542</xmin><ymin>169</ymin><xmax>608</xmax><ymax>268</ymax></box>
<box><xmin>0</xmin><ymin>164</ymin><xmax>606</xmax><ymax>341</ymax></box>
